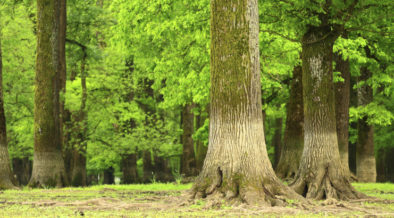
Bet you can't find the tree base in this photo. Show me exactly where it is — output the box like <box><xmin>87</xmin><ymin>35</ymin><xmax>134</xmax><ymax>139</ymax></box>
<box><xmin>28</xmin><ymin>152</ymin><xmax>69</xmax><ymax>188</ymax></box>
<box><xmin>290</xmin><ymin>166</ymin><xmax>365</xmax><ymax>200</ymax></box>
<box><xmin>192</xmin><ymin>168</ymin><xmax>304</xmax><ymax>206</ymax></box>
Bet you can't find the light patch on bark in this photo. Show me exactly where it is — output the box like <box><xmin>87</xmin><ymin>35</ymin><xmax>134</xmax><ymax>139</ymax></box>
<box><xmin>309</xmin><ymin>55</ymin><xmax>323</xmax><ymax>87</ymax></box>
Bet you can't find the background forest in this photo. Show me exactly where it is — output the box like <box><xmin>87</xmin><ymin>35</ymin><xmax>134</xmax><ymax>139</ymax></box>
<box><xmin>0</xmin><ymin>0</ymin><xmax>393</xmax><ymax>187</ymax></box>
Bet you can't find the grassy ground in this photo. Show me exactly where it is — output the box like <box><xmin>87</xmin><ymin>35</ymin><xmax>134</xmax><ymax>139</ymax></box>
<box><xmin>0</xmin><ymin>183</ymin><xmax>393</xmax><ymax>217</ymax></box>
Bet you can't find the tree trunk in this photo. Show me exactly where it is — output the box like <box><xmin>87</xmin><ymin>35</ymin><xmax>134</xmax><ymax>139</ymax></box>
<box><xmin>12</xmin><ymin>158</ymin><xmax>32</xmax><ymax>186</ymax></box>
<box><xmin>71</xmin><ymin>49</ymin><xmax>88</xmax><ymax>187</ymax></box>
<box><xmin>348</xmin><ymin>76</ymin><xmax>358</xmax><ymax>174</ymax></box>
<box><xmin>181</xmin><ymin>104</ymin><xmax>197</xmax><ymax>177</ymax></box>
<box><xmin>143</xmin><ymin>150</ymin><xmax>154</xmax><ymax>183</ymax></box>
<box><xmin>272</xmin><ymin>118</ymin><xmax>283</xmax><ymax>169</ymax></box>
<box><xmin>334</xmin><ymin>52</ymin><xmax>352</xmax><ymax>176</ymax></box>
<box><xmin>59</xmin><ymin>0</ymin><xmax>66</xmax><ymax>152</ymax></box>
<box><xmin>376</xmin><ymin>146</ymin><xmax>394</xmax><ymax>182</ymax></box>
<box><xmin>276</xmin><ymin>66</ymin><xmax>304</xmax><ymax>180</ymax></box>
<box><xmin>29</xmin><ymin>0</ymin><xmax>68</xmax><ymax>187</ymax></box>
<box><xmin>0</xmin><ymin>40</ymin><xmax>16</xmax><ymax>189</ymax></box>
<box><xmin>154</xmin><ymin>155</ymin><xmax>174</xmax><ymax>182</ymax></box>
<box><xmin>356</xmin><ymin>63</ymin><xmax>376</xmax><ymax>183</ymax></box>
<box><xmin>103</xmin><ymin>167</ymin><xmax>114</xmax><ymax>184</ymax></box>
<box><xmin>195</xmin><ymin>111</ymin><xmax>208</xmax><ymax>172</ymax></box>
<box><xmin>121</xmin><ymin>153</ymin><xmax>139</xmax><ymax>184</ymax></box>
<box><xmin>290</xmin><ymin>27</ymin><xmax>362</xmax><ymax>200</ymax></box>
<box><xmin>192</xmin><ymin>0</ymin><xmax>301</xmax><ymax>205</ymax></box>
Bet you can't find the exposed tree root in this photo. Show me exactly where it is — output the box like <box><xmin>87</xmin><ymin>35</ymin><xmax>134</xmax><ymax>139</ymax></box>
<box><xmin>290</xmin><ymin>166</ymin><xmax>366</xmax><ymax>201</ymax></box>
<box><xmin>192</xmin><ymin>167</ymin><xmax>306</xmax><ymax>206</ymax></box>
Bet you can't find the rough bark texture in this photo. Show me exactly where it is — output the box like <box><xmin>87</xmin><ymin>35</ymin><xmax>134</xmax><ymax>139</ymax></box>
<box><xmin>276</xmin><ymin>66</ymin><xmax>304</xmax><ymax>180</ymax></box>
<box><xmin>290</xmin><ymin>26</ymin><xmax>362</xmax><ymax>200</ymax></box>
<box><xmin>0</xmin><ymin>39</ymin><xmax>16</xmax><ymax>190</ymax></box>
<box><xmin>143</xmin><ymin>151</ymin><xmax>154</xmax><ymax>183</ymax></box>
<box><xmin>356</xmin><ymin>64</ymin><xmax>376</xmax><ymax>183</ymax></box>
<box><xmin>12</xmin><ymin>158</ymin><xmax>32</xmax><ymax>186</ymax></box>
<box><xmin>272</xmin><ymin>118</ymin><xmax>283</xmax><ymax>170</ymax></box>
<box><xmin>181</xmin><ymin>104</ymin><xmax>197</xmax><ymax>177</ymax></box>
<box><xmin>121</xmin><ymin>153</ymin><xmax>139</xmax><ymax>184</ymax></box>
<box><xmin>29</xmin><ymin>0</ymin><xmax>69</xmax><ymax>187</ymax></box>
<box><xmin>154</xmin><ymin>155</ymin><xmax>174</xmax><ymax>182</ymax></box>
<box><xmin>334</xmin><ymin>52</ymin><xmax>352</xmax><ymax>176</ymax></box>
<box><xmin>192</xmin><ymin>0</ymin><xmax>301</xmax><ymax>205</ymax></box>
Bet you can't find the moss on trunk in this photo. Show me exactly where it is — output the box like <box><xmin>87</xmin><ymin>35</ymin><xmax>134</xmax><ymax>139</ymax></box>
<box><xmin>192</xmin><ymin>0</ymin><xmax>302</xmax><ymax>205</ymax></box>
<box><xmin>29</xmin><ymin>0</ymin><xmax>68</xmax><ymax>188</ymax></box>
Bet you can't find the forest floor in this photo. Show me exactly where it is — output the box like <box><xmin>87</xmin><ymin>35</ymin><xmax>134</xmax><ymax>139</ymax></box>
<box><xmin>0</xmin><ymin>183</ymin><xmax>393</xmax><ymax>217</ymax></box>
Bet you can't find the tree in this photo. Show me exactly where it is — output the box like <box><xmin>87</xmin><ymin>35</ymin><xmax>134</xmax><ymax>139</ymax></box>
<box><xmin>334</xmin><ymin>51</ymin><xmax>352</xmax><ymax>177</ymax></box>
<box><xmin>356</xmin><ymin>49</ymin><xmax>376</xmax><ymax>182</ymax></box>
<box><xmin>0</xmin><ymin>35</ymin><xmax>16</xmax><ymax>190</ymax></box>
<box><xmin>290</xmin><ymin>20</ymin><xmax>362</xmax><ymax>200</ymax></box>
<box><xmin>192</xmin><ymin>0</ymin><xmax>300</xmax><ymax>204</ymax></box>
<box><xmin>276</xmin><ymin>65</ymin><xmax>303</xmax><ymax>180</ymax></box>
<box><xmin>180</xmin><ymin>104</ymin><xmax>197</xmax><ymax>177</ymax></box>
<box><xmin>29</xmin><ymin>0</ymin><xmax>69</xmax><ymax>187</ymax></box>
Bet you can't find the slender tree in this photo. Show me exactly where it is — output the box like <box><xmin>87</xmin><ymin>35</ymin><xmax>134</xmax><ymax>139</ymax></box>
<box><xmin>71</xmin><ymin>46</ymin><xmax>88</xmax><ymax>186</ymax></box>
<box><xmin>334</xmin><ymin>52</ymin><xmax>352</xmax><ymax>177</ymax></box>
<box><xmin>356</xmin><ymin>50</ymin><xmax>376</xmax><ymax>182</ymax></box>
<box><xmin>181</xmin><ymin>104</ymin><xmax>197</xmax><ymax>177</ymax></box>
<box><xmin>0</xmin><ymin>37</ymin><xmax>16</xmax><ymax>190</ymax></box>
<box><xmin>29</xmin><ymin>0</ymin><xmax>69</xmax><ymax>187</ymax></box>
<box><xmin>192</xmin><ymin>0</ymin><xmax>301</xmax><ymax>204</ymax></box>
<box><xmin>276</xmin><ymin>66</ymin><xmax>304</xmax><ymax>180</ymax></box>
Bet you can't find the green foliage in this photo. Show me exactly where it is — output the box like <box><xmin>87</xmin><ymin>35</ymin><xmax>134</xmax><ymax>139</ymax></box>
<box><xmin>1</xmin><ymin>1</ymin><xmax>36</xmax><ymax>159</ymax></box>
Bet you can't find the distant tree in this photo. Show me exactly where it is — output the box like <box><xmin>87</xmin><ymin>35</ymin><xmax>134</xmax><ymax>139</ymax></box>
<box><xmin>192</xmin><ymin>0</ymin><xmax>301</xmax><ymax>204</ymax></box>
<box><xmin>29</xmin><ymin>0</ymin><xmax>69</xmax><ymax>187</ymax></box>
<box><xmin>356</xmin><ymin>48</ymin><xmax>376</xmax><ymax>182</ymax></box>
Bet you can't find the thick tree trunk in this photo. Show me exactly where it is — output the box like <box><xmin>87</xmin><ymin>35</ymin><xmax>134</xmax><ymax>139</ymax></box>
<box><xmin>290</xmin><ymin>27</ymin><xmax>362</xmax><ymax>200</ymax></box>
<box><xmin>356</xmin><ymin>64</ymin><xmax>376</xmax><ymax>183</ymax></box>
<box><xmin>276</xmin><ymin>66</ymin><xmax>303</xmax><ymax>180</ymax></box>
<box><xmin>29</xmin><ymin>0</ymin><xmax>68</xmax><ymax>187</ymax></box>
<box><xmin>154</xmin><ymin>155</ymin><xmax>174</xmax><ymax>182</ymax></box>
<box><xmin>143</xmin><ymin>150</ymin><xmax>154</xmax><ymax>183</ymax></box>
<box><xmin>71</xmin><ymin>49</ymin><xmax>88</xmax><ymax>187</ymax></box>
<box><xmin>181</xmin><ymin>104</ymin><xmax>197</xmax><ymax>177</ymax></box>
<box><xmin>192</xmin><ymin>0</ymin><xmax>301</xmax><ymax>205</ymax></box>
<box><xmin>334</xmin><ymin>52</ymin><xmax>352</xmax><ymax>176</ymax></box>
<box><xmin>121</xmin><ymin>153</ymin><xmax>139</xmax><ymax>184</ymax></box>
<box><xmin>272</xmin><ymin>118</ymin><xmax>283</xmax><ymax>169</ymax></box>
<box><xmin>12</xmin><ymin>158</ymin><xmax>32</xmax><ymax>186</ymax></box>
<box><xmin>0</xmin><ymin>40</ymin><xmax>16</xmax><ymax>189</ymax></box>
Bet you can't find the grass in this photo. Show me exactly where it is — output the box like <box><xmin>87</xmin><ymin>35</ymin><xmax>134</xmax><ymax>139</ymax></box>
<box><xmin>0</xmin><ymin>182</ymin><xmax>393</xmax><ymax>217</ymax></box>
